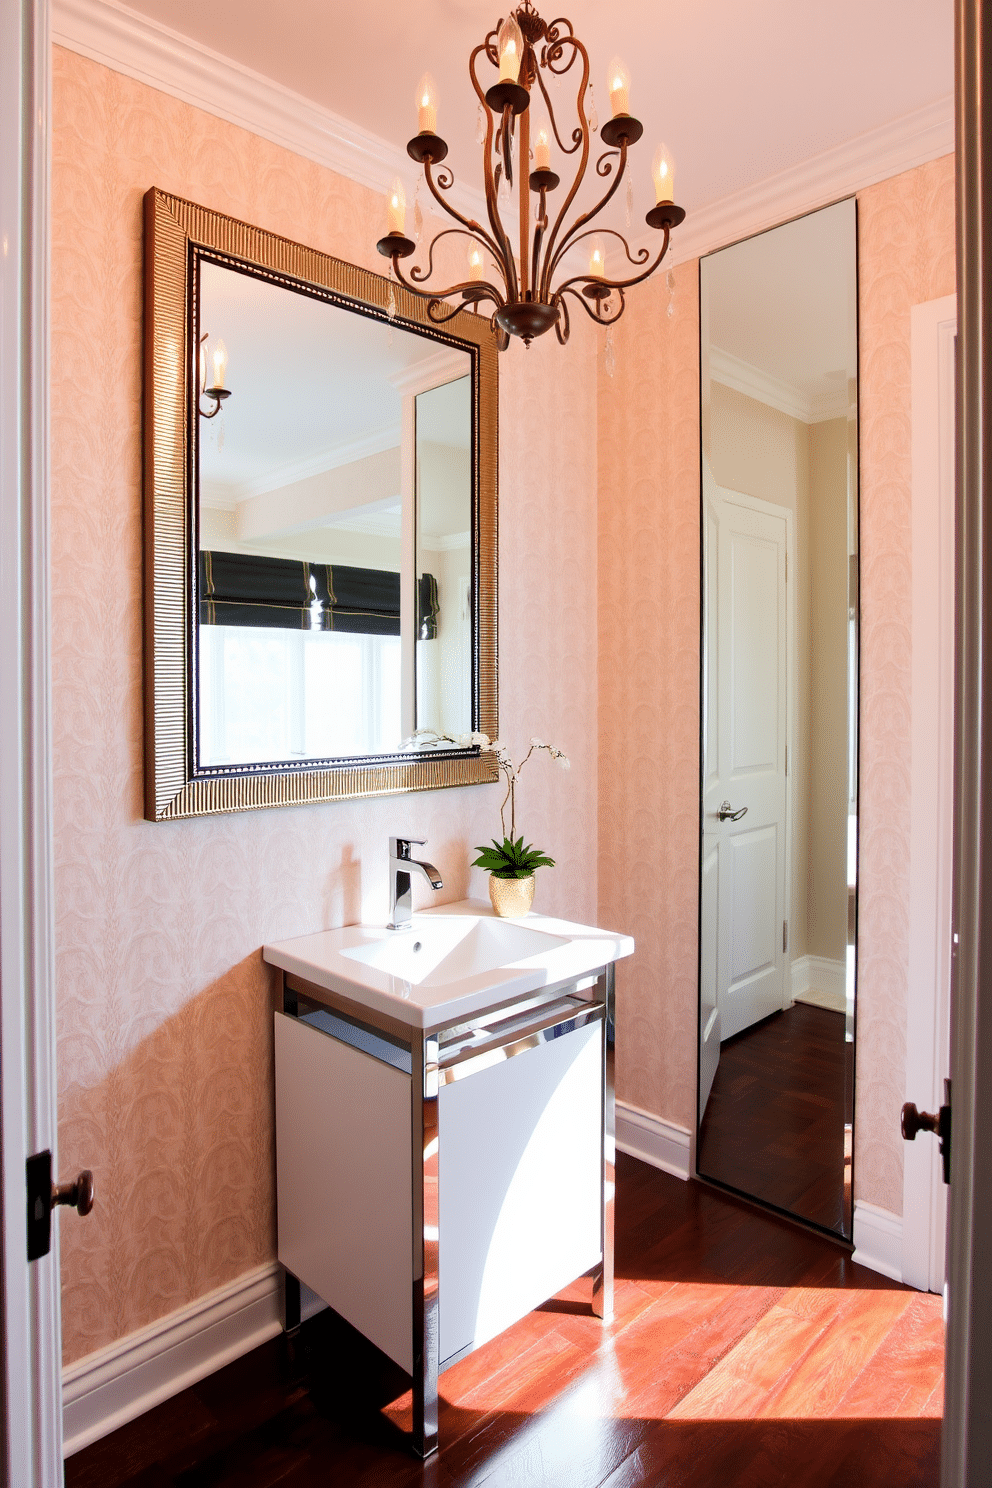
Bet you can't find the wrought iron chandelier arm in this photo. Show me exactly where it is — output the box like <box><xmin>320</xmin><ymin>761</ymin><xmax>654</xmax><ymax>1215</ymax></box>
<box><xmin>468</xmin><ymin>44</ymin><xmax>517</xmax><ymax>298</ymax></box>
<box><xmin>406</xmin><ymin>223</ymin><xmax>502</xmax><ymax>290</ymax></box>
<box><xmin>562</xmin><ymin>282</ymin><xmax>628</xmax><ymax>328</ymax></box>
<box><xmin>389</xmin><ymin>247</ymin><xmax>505</xmax><ymax>311</ymax></box>
<box><xmin>533</xmin><ymin>61</ymin><xmax>581</xmax><ymax>155</ymax></box>
<box><xmin>551</xmin><ymin>224</ymin><xmax>650</xmax><ymax>289</ymax></box>
<box><xmin>544</xmin><ymin>142</ymin><xmax>630</xmax><ymax>285</ymax></box>
<box><xmin>538</xmin><ymin>36</ymin><xmax>591</xmax><ymax>299</ymax></box>
<box><xmin>556</xmin><ymin>227</ymin><xmax>671</xmax><ymax>296</ymax></box>
<box><xmin>419</xmin><ymin>162</ymin><xmax>504</xmax><ymax>268</ymax></box>
<box><xmin>426</xmin><ymin>288</ymin><xmax>504</xmax><ymax>324</ymax></box>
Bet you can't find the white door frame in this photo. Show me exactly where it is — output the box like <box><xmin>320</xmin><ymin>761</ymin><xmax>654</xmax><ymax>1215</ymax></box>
<box><xmin>903</xmin><ymin>295</ymin><xmax>956</xmax><ymax>1293</ymax></box>
<box><xmin>0</xmin><ymin>0</ymin><xmax>63</xmax><ymax>1481</ymax></box>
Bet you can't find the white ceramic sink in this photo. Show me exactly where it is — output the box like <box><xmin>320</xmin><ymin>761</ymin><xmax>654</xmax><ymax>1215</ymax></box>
<box><xmin>340</xmin><ymin>917</ymin><xmax>569</xmax><ymax>988</ymax></box>
<box><xmin>264</xmin><ymin>899</ymin><xmax>635</xmax><ymax>1028</ymax></box>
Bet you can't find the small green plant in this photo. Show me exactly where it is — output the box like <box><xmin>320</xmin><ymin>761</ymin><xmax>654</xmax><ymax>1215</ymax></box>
<box><xmin>471</xmin><ymin>835</ymin><xmax>556</xmax><ymax>880</ymax></box>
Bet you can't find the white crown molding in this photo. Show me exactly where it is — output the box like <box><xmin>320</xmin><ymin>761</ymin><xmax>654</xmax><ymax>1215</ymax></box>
<box><xmin>51</xmin><ymin>0</ymin><xmax>487</xmax><ymax>221</ymax></box>
<box><xmin>655</xmin><ymin>94</ymin><xmax>954</xmax><ymax>269</ymax></box>
<box><xmin>615</xmin><ymin>1101</ymin><xmax>691</xmax><ymax>1181</ymax></box>
<box><xmin>62</xmin><ymin>1261</ymin><xmax>283</xmax><ymax>1456</ymax></box>
<box><xmin>709</xmin><ymin>346</ymin><xmax>849</xmax><ymax>425</ymax></box>
<box><xmin>390</xmin><ymin>347</ymin><xmax>473</xmax><ymax>396</ymax></box>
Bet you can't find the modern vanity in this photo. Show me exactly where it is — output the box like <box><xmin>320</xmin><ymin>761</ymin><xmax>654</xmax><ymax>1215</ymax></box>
<box><xmin>264</xmin><ymin>899</ymin><xmax>633</xmax><ymax>1457</ymax></box>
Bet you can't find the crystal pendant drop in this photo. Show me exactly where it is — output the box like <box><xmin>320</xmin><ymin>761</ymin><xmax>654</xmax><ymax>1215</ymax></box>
<box><xmin>476</xmin><ymin>102</ymin><xmax>486</xmax><ymax>144</ymax></box>
<box><xmin>498</xmin><ymin>172</ymin><xmax>511</xmax><ymax>211</ymax></box>
<box><xmin>605</xmin><ymin>324</ymin><xmax>616</xmax><ymax>379</ymax></box>
<box><xmin>587</xmin><ymin>82</ymin><xmax>598</xmax><ymax>133</ymax></box>
<box><xmin>413</xmin><ymin>177</ymin><xmax>423</xmax><ymax>244</ymax></box>
<box><xmin>666</xmin><ymin>268</ymin><xmax>676</xmax><ymax>319</ymax></box>
<box><xmin>387</xmin><ymin>280</ymin><xmax>397</xmax><ymax>321</ymax></box>
<box><xmin>216</xmin><ymin>409</ymin><xmax>225</xmax><ymax>453</ymax></box>
<box><xmin>626</xmin><ymin>171</ymin><xmax>633</xmax><ymax>230</ymax></box>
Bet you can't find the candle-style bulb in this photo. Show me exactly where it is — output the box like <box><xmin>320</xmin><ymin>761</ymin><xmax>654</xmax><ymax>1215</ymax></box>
<box><xmin>588</xmin><ymin>238</ymin><xmax>606</xmax><ymax>280</ymax></box>
<box><xmin>468</xmin><ymin>245</ymin><xmax>484</xmax><ymax>281</ymax></box>
<box><xmin>211</xmin><ymin>339</ymin><xmax>228</xmax><ymax>390</ymax></box>
<box><xmin>498</xmin><ymin>13</ymin><xmax>524</xmax><ymax>82</ymax></box>
<box><xmin>387</xmin><ymin>177</ymin><xmax>406</xmax><ymax>236</ymax></box>
<box><xmin>416</xmin><ymin>72</ymin><xmax>438</xmax><ymax>134</ymax></box>
<box><xmin>608</xmin><ymin>57</ymin><xmax>630</xmax><ymax>117</ymax></box>
<box><xmin>534</xmin><ymin>115</ymin><xmax>551</xmax><ymax>171</ymax></box>
<box><xmin>652</xmin><ymin>143</ymin><xmax>675</xmax><ymax>204</ymax></box>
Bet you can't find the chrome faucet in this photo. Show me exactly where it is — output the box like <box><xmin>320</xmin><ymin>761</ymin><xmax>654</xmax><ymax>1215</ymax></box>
<box><xmin>388</xmin><ymin>837</ymin><xmax>443</xmax><ymax>930</ymax></box>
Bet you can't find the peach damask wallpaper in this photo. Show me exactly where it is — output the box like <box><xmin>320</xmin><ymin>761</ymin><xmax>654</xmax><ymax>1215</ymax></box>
<box><xmin>52</xmin><ymin>46</ymin><xmax>598</xmax><ymax>1364</ymax></box>
<box><xmin>598</xmin><ymin>155</ymin><xmax>956</xmax><ymax>1217</ymax></box>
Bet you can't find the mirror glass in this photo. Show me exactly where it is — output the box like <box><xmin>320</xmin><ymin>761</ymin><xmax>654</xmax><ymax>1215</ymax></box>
<box><xmin>697</xmin><ymin>198</ymin><xmax>858</xmax><ymax>1239</ymax></box>
<box><xmin>196</xmin><ymin>259</ymin><xmax>471</xmax><ymax>770</ymax></box>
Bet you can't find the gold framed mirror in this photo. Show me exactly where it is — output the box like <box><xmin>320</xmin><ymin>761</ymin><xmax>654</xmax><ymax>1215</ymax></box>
<box><xmin>142</xmin><ymin>188</ymin><xmax>499</xmax><ymax>821</ymax></box>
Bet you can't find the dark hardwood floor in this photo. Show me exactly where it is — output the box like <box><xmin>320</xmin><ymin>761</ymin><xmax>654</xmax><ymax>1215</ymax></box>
<box><xmin>698</xmin><ymin>1003</ymin><xmax>851</xmax><ymax>1233</ymax></box>
<box><xmin>65</xmin><ymin>1156</ymin><xmax>942</xmax><ymax>1487</ymax></box>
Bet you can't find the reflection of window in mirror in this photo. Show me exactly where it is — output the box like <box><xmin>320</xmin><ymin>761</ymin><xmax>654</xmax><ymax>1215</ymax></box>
<box><xmin>195</xmin><ymin>259</ymin><xmax>471</xmax><ymax>768</ymax></box>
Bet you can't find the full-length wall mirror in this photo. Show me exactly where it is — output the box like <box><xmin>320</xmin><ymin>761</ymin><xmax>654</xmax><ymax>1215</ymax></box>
<box><xmin>143</xmin><ymin>189</ymin><xmax>498</xmax><ymax>821</ymax></box>
<box><xmin>697</xmin><ymin>198</ymin><xmax>859</xmax><ymax>1239</ymax></box>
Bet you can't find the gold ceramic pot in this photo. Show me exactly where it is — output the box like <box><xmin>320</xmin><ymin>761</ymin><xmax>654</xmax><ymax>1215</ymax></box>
<box><xmin>489</xmin><ymin>873</ymin><xmax>536</xmax><ymax>918</ymax></box>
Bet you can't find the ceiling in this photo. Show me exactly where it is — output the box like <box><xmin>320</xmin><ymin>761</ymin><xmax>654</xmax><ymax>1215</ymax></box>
<box><xmin>121</xmin><ymin>0</ymin><xmax>953</xmax><ymax>215</ymax></box>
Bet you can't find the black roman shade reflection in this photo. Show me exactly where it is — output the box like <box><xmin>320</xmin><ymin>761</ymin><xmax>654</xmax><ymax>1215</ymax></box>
<box><xmin>199</xmin><ymin>550</ymin><xmax>439</xmax><ymax>638</ymax></box>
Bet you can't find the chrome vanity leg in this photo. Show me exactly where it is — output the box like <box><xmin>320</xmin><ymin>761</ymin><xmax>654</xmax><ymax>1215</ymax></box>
<box><xmin>592</xmin><ymin>964</ymin><xmax>615</xmax><ymax>1322</ymax></box>
<box><xmin>411</xmin><ymin>1029</ymin><xmax>440</xmax><ymax>1457</ymax></box>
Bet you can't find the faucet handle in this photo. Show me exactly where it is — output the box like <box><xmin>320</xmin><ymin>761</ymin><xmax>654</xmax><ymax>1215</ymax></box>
<box><xmin>390</xmin><ymin>836</ymin><xmax>426</xmax><ymax>860</ymax></box>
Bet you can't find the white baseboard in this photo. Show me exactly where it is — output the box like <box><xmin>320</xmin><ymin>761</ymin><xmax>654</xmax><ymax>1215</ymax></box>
<box><xmin>62</xmin><ymin>1261</ymin><xmax>283</xmax><ymax>1457</ymax></box>
<box><xmin>852</xmin><ymin>1201</ymin><xmax>904</xmax><ymax>1283</ymax></box>
<box><xmin>616</xmin><ymin>1101</ymin><xmax>692</xmax><ymax>1181</ymax></box>
<box><xmin>790</xmin><ymin>954</ymin><xmax>847</xmax><ymax>1012</ymax></box>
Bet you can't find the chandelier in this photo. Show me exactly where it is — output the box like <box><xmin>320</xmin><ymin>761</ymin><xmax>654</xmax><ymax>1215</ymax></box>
<box><xmin>375</xmin><ymin>1</ymin><xmax>685</xmax><ymax>349</ymax></box>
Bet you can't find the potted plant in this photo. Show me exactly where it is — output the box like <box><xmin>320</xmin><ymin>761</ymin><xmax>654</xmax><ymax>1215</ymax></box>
<box><xmin>473</xmin><ymin>736</ymin><xmax>569</xmax><ymax>917</ymax></box>
<box><xmin>406</xmin><ymin>730</ymin><xmax>569</xmax><ymax>917</ymax></box>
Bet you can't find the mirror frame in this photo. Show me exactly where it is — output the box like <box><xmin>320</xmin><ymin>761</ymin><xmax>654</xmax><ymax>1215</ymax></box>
<box><xmin>142</xmin><ymin>188</ymin><xmax>499</xmax><ymax>821</ymax></box>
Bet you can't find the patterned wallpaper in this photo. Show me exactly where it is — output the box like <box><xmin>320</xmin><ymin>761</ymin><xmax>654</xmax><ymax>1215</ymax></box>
<box><xmin>51</xmin><ymin>46</ymin><xmax>598</xmax><ymax>1364</ymax></box>
<box><xmin>597</xmin><ymin>265</ymin><xmax>702</xmax><ymax>1133</ymax></box>
<box><xmin>598</xmin><ymin>156</ymin><xmax>956</xmax><ymax>1217</ymax></box>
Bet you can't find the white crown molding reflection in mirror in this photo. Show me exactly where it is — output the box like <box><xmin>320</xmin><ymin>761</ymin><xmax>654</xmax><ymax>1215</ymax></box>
<box><xmin>143</xmin><ymin>188</ymin><xmax>499</xmax><ymax>821</ymax></box>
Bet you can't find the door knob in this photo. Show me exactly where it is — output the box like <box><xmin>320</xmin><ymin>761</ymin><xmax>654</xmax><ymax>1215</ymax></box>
<box><xmin>901</xmin><ymin>1104</ymin><xmax>939</xmax><ymax>1140</ymax></box>
<box><xmin>717</xmin><ymin>800</ymin><xmax>748</xmax><ymax>822</ymax></box>
<box><xmin>52</xmin><ymin>1170</ymin><xmax>94</xmax><ymax>1217</ymax></box>
<box><xmin>901</xmin><ymin>1079</ymin><xmax>952</xmax><ymax>1184</ymax></box>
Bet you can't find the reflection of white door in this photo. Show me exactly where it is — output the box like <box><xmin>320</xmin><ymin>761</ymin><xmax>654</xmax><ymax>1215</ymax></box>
<box><xmin>703</xmin><ymin>478</ymin><xmax>790</xmax><ymax>1067</ymax></box>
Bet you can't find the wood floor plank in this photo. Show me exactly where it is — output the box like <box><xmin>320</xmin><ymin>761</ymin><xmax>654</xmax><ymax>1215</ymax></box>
<box><xmin>66</xmin><ymin>1159</ymin><xmax>942</xmax><ymax>1488</ymax></box>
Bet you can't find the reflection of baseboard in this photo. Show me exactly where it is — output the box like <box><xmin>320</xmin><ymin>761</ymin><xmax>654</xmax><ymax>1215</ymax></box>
<box><xmin>616</xmin><ymin>1101</ymin><xmax>692</xmax><ymax>1180</ymax></box>
<box><xmin>62</xmin><ymin>1261</ymin><xmax>283</xmax><ymax>1456</ymax></box>
<box><xmin>852</xmin><ymin>1201</ymin><xmax>904</xmax><ymax>1283</ymax></box>
<box><xmin>791</xmin><ymin>954</ymin><xmax>847</xmax><ymax>1013</ymax></box>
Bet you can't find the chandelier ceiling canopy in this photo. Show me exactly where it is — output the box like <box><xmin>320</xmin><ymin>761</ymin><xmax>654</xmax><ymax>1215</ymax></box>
<box><xmin>376</xmin><ymin>1</ymin><xmax>685</xmax><ymax>349</ymax></box>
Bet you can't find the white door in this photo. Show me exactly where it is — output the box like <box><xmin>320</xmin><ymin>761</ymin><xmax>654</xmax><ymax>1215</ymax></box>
<box><xmin>702</xmin><ymin>478</ymin><xmax>790</xmax><ymax>1055</ymax></box>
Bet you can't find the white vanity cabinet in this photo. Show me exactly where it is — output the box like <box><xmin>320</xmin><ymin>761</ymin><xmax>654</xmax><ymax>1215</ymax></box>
<box><xmin>266</xmin><ymin>901</ymin><xmax>633</xmax><ymax>1459</ymax></box>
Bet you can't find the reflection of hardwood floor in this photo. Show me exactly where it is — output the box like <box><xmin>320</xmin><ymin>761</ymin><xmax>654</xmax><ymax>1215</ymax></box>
<box><xmin>66</xmin><ymin>1157</ymin><xmax>942</xmax><ymax>1488</ymax></box>
<box><xmin>698</xmin><ymin>1003</ymin><xmax>850</xmax><ymax>1235</ymax></box>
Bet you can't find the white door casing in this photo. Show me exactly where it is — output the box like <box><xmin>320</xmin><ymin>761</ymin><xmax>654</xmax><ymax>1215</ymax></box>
<box><xmin>904</xmin><ymin>294</ymin><xmax>956</xmax><ymax>1294</ymax></box>
<box><xmin>0</xmin><ymin>0</ymin><xmax>63</xmax><ymax>1481</ymax></box>
<box><xmin>702</xmin><ymin>472</ymin><xmax>791</xmax><ymax>1059</ymax></box>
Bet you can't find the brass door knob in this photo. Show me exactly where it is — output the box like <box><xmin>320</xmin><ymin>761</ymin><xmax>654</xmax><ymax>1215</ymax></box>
<box><xmin>53</xmin><ymin>1170</ymin><xmax>94</xmax><ymax>1217</ymax></box>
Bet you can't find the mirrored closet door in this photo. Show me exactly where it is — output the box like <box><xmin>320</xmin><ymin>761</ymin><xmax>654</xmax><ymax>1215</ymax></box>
<box><xmin>697</xmin><ymin>198</ymin><xmax>859</xmax><ymax>1239</ymax></box>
